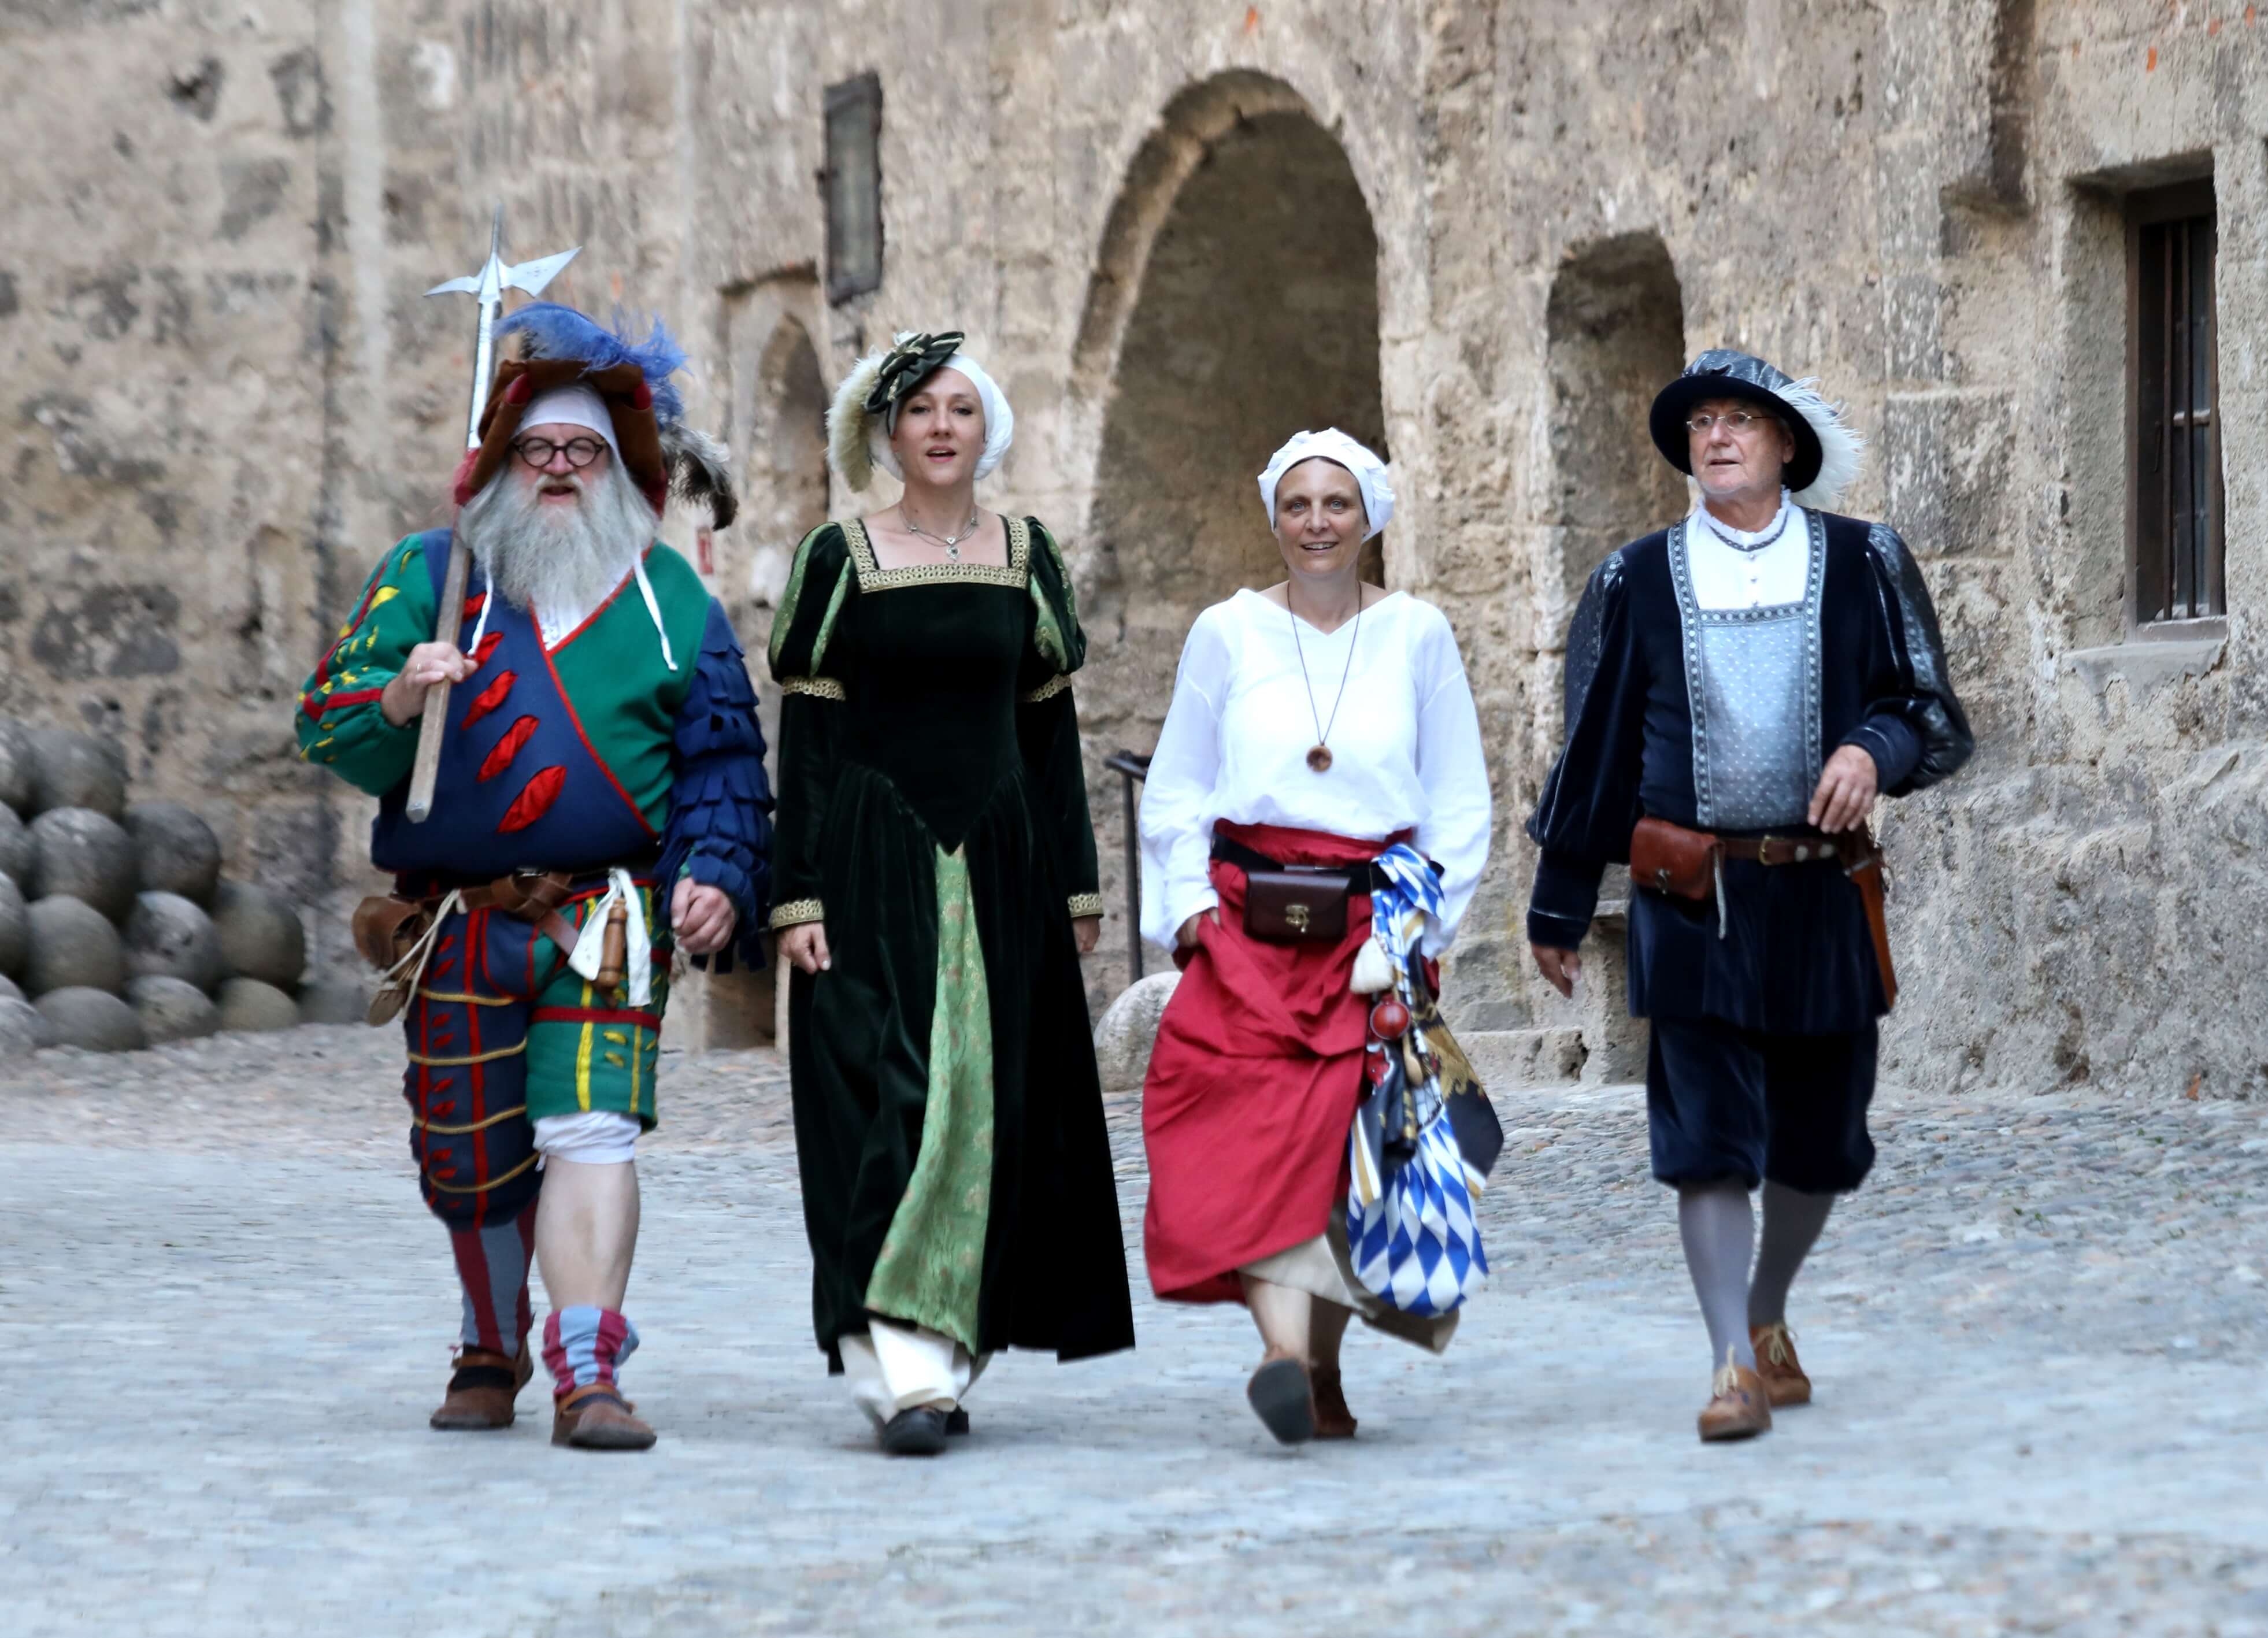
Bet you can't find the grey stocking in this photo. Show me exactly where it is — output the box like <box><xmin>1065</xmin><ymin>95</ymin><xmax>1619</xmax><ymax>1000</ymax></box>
<box><xmin>1677</xmin><ymin>1183</ymin><xmax>1756</xmax><ymax>1372</ymax></box>
<box><xmin>1748</xmin><ymin>1180</ymin><xmax>1836</xmax><ymax>1328</ymax></box>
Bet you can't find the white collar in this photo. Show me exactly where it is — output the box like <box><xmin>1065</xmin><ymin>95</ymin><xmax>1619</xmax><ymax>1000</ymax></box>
<box><xmin>1693</xmin><ymin>490</ymin><xmax>1796</xmax><ymax>552</ymax></box>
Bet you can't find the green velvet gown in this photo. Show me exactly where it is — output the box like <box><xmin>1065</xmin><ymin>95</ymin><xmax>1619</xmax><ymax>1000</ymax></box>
<box><xmin>767</xmin><ymin>516</ymin><xmax>1135</xmax><ymax>1372</ymax></box>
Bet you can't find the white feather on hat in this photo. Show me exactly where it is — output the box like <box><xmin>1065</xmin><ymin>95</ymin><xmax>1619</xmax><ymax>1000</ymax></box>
<box><xmin>827</xmin><ymin>347</ymin><xmax>890</xmax><ymax>493</ymax></box>
<box><xmin>1778</xmin><ymin>377</ymin><xmax>1866</xmax><ymax>510</ymax></box>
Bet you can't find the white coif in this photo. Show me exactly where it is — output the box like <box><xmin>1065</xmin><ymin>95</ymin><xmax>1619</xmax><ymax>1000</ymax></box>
<box><xmin>1138</xmin><ymin>590</ymin><xmax>1492</xmax><ymax>953</ymax></box>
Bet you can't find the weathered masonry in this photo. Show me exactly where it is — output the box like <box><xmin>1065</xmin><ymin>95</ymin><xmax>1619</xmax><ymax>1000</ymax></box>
<box><xmin>5</xmin><ymin>2</ymin><xmax>2262</xmax><ymax>1094</ymax></box>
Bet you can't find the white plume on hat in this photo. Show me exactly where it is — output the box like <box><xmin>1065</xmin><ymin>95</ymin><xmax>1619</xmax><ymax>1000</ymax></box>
<box><xmin>1779</xmin><ymin>377</ymin><xmax>1865</xmax><ymax>510</ymax></box>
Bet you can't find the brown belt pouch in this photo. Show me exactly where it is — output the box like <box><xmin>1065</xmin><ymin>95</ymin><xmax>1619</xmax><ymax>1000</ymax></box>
<box><xmin>1244</xmin><ymin>868</ymin><xmax>1351</xmax><ymax>943</ymax></box>
<box><xmin>353</xmin><ymin>895</ymin><xmax>429</xmax><ymax>972</ymax></box>
<box><xmin>1629</xmin><ymin>816</ymin><xmax>1722</xmax><ymax>900</ymax></box>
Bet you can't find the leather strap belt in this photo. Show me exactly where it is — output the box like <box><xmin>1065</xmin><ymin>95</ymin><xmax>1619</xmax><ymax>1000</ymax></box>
<box><xmin>1714</xmin><ymin>832</ymin><xmax>1871</xmax><ymax>869</ymax></box>
<box><xmin>411</xmin><ymin>865</ymin><xmax>655</xmax><ymax>958</ymax></box>
<box><xmin>1209</xmin><ymin>834</ymin><xmax>1380</xmax><ymax>896</ymax></box>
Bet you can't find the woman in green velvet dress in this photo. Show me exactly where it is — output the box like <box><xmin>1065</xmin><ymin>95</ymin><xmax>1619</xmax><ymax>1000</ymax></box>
<box><xmin>768</xmin><ymin>332</ymin><xmax>1134</xmax><ymax>1456</ymax></box>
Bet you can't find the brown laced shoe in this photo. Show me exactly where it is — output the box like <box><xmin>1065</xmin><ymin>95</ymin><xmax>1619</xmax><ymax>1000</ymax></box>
<box><xmin>429</xmin><ymin>1346</ymin><xmax>533</xmax><ymax>1431</ymax></box>
<box><xmin>1696</xmin><ymin>1349</ymin><xmax>1773</xmax><ymax>1443</ymax></box>
<box><xmin>1750</xmin><ymin>1322</ymin><xmax>1813</xmax><ymax>1407</ymax></box>
<box><xmin>1310</xmin><ymin>1365</ymin><xmax>1358</xmax><ymax>1440</ymax></box>
<box><xmin>550</xmin><ymin>1383</ymin><xmax>657</xmax><ymax>1450</ymax></box>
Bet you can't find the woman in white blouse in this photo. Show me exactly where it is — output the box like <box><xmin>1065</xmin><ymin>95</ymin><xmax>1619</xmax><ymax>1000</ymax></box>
<box><xmin>1137</xmin><ymin>428</ymin><xmax>1492</xmax><ymax>1446</ymax></box>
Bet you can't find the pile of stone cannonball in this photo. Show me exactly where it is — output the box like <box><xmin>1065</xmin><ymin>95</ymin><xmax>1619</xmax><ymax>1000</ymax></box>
<box><xmin>0</xmin><ymin>720</ymin><xmax>350</xmax><ymax>1054</ymax></box>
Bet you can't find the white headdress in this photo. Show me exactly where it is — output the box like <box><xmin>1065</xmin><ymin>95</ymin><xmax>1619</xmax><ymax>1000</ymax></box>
<box><xmin>1258</xmin><ymin>428</ymin><xmax>1395</xmax><ymax>540</ymax></box>
<box><xmin>827</xmin><ymin>331</ymin><xmax>1015</xmax><ymax>492</ymax></box>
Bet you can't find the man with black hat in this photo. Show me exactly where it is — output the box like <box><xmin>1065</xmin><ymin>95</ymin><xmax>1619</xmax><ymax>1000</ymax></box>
<box><xmin>1525</xmin><ymin>349</ymin><xmax>1971</xmax><ymax>1441</ymax></box>
<box><xmin>295</xmin><ymin>302</ymin><xmax>770</xmax><ymax>1450</ymax></box>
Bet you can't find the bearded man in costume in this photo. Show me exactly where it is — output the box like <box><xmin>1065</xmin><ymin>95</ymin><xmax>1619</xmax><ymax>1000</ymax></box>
<box><xmin>1526</xmin><ymin>350</ymin><xmax>1971</xmax><ymax>1442</ymax></box>
<box><xmin>296</xmin><ymin>303</ymin><xmax>770</xmax><ymax>1450</ymax></box>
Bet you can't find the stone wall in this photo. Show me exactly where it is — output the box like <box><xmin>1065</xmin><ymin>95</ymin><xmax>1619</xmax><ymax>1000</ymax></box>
<box><xmin>7</xmin><ymin>0</ymin><xmax>2263</xmax><ymax>1094</ymax></box>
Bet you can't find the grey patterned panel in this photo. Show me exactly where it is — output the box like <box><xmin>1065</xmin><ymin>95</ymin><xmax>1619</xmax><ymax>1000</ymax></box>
<box><xmin>1668</xmin><ymin>514</ymin><xmax>1826</xmax><ymax>829</ymax></box>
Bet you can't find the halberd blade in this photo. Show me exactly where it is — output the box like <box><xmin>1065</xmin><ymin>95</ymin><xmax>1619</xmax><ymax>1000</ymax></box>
<box><xmin>503</xmin><ymin>244</ymin><xmax>581</xmax><ymax>297</ymax></box>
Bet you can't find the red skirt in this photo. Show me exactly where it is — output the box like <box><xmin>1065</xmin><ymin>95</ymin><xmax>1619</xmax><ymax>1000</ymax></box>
<box><xmin>1141</xmin><ymin>821</ymin><xmax>1398</xmax><ymax>1305</ymax></box>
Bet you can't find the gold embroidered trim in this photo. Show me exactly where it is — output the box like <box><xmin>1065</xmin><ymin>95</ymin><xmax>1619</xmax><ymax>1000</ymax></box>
<box><xmin>1068</xmin><ymin>892</ymin><xmax>1105</xmax><ymax>920</ymax></box>
<box><xmin>415</xmin><ymin>1104</ymin><xmax>529</xmax><ymax>1135</ymax></box>
<box><xmin>1020</xmin><ymin>673</ymin><xmax>1073</xmax><ymax>705</ymax></box>
<box><xmin>844</xmin><ymin>515</ymin><xmax>1031</xmax><ymax>591</ymax></box>
<box><xmin>406</xmin><ymin>1041</ymin><xmax>528</xmax><ymax>1068</ymax></box>
<box><xmin>769</xmin><ymin>898</ymin><xmax>825</xmax><ymax>929</ymax></box>
<box><xmin>425</xmin><ymin>1152</ymin><xmax>540</xmax><ymax>1195</ymax></box>
<box><xmin>782</xmin><ymin>675</ymin><xmax>847</xmax><ymax>701</ymax></box>
<box><xmin>416</xmin><ymin>990</ymin><xmax>516</xmax><ymax>1007</ymax></box>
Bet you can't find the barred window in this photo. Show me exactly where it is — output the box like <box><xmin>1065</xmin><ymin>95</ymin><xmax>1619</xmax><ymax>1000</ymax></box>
<box><xmin>2131</xmin><ymin>180</ymin><xmax>2223</xmax><ymax>624</ymax></box>
<box><xmin>822</xmin><ymin>72</ymin><xmax>884</xmax><ymax>306</ymax></box>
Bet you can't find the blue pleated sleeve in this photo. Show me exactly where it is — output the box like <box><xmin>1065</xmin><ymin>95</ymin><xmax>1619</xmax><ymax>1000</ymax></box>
<box><xmin>659</xmin><ymin>598</ymin><xmax>774</xmax><ymax>971</ymax></box>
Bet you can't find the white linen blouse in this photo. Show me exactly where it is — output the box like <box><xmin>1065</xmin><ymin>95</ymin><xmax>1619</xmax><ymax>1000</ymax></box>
<box><xmin>1138</xmin><ymin>588</ymin><xmax>1493</xmax><ymax>952</ymax></box>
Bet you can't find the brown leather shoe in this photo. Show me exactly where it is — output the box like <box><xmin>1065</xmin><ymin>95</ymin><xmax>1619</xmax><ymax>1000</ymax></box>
<box><xmin>551</xmin><ymin>1383</ymin><xmax>657</xmax><ymax>1450</ymax></box>
<box><xmin>1310</xmin><ymin>1365</ymin><xmax>1358</xmax><ymax>1440</ymax></box>
<box><xmin>429</xmin><ymin>1346</ymin><xmax>533</xmax><ymax>1431</ymax></box>
<box><xmin>1696</xmin><ymin>1351</ymin><xmax>1773</xmax><ymax>1443</ymax></box>
<box><xmin>1750</xmin><ymin>1322</ymin><xmax>1813</xmax><ymax>1407</ymax></box>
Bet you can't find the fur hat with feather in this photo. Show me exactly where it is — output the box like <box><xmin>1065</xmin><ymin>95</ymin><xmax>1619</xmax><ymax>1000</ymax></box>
<box><xmin>462</xmin><ymin>301</ymin><xmax>739</xmax><ymax>527</ymax></box>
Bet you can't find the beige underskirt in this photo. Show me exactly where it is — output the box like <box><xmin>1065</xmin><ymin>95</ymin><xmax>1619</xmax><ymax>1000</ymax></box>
<box><xmin>1239</xmin><ymin>1206</ymin><xmax>1459</xmax><ymax>1354</ymax></box>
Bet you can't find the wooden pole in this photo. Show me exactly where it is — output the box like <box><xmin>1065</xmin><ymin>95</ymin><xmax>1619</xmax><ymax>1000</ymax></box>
<box><xmin>403</xmin><ymin>536</ymin><xmax>472</xmax><ymax>824</ymax></box>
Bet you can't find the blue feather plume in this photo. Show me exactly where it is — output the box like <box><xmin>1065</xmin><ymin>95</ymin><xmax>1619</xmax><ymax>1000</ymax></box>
<box><xmin>496</xmin><ymin>301</ymin><xmax>687</xmax><ymax>428</ymax></box>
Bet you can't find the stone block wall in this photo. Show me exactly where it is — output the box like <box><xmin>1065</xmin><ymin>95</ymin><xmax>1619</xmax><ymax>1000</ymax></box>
<box><xmin>7</xmin><ymin>0</ymin><xmax>2262</xmax><ymax>1093</ymax></box>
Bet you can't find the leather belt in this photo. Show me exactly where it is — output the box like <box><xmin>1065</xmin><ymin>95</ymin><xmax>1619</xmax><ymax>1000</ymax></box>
<box><xmin>1715</xmin><ymin>832</ymin><xmax>1866</xmax><ymax>868</ymax></box>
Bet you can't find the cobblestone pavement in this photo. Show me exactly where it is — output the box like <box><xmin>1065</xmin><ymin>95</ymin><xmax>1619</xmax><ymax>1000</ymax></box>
<box><xmin>6</xmin><ymin>1026</ymin><xmax>2268</xmax><ymax>1635</ymax></box>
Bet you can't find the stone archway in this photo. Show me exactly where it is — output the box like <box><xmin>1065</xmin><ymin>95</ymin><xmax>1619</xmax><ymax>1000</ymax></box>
<box><xmin>1074</xmin><ymin>76</ymin><xmax>1385</xmax><ymax>982</ymax></box>
<box><xmin>1543</xmin><ymin>232</ymin><xmax>1688</xmax><ymax>612</ymax></box>
<box><xmin>1535</xmin><ymin>231</ymin><xmax>1687</xmax><ymax>1080</ymax></box>
<box><xmin>688</xmin><ymin>298</ymin><xmax>831</xmax><ymax>1052</ymax></box>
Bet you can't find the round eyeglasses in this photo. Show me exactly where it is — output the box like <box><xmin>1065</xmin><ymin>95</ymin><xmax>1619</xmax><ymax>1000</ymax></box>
<box><xmin>512</xmin><ymin>435</ymin><xmax>609</xmax><ymax>470</ymax></box>
<box><xmin>1684</xmin><ymin>410</ymin><xmax>1777</xmax><ymax>436</ymax></box>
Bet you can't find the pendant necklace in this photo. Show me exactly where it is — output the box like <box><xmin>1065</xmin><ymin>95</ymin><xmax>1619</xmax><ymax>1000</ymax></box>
<box><xmin>903</xmin><ymin>503</ymin><xmax>983</xmax><ymax>561</ymax></box>
<box><xmin>1287</xmin><ymin>590</ymin><xmax>1363</xmax><ymax>773</ymax></box>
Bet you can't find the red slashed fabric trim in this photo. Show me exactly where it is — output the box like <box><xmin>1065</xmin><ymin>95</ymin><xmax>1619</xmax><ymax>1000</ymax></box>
<box><xmin>461</xmin><ymin>669</ymin><xmax>517</xmax><ymax>729</ymax></box>
<box><xmin>532</xmin><ymin>1007</ymin><xmax>664</xmax><ymax>1031</ymax></box>
<box><xmin>476</xmin><ymin>715</ymin><xmax>540</xmax><ymax>781</ymax></box>
<box><xmin>496</xmin><ymin>766</ymin><xmax>566</xmax><ymax>832</ymax></box>
<box><xmin>468</xmin><ymin>631</ymin><xmax>506</xmax><ymax>670</ymax></box>
<box><xmin>303</xmin><ymin>685</ymin><xmax>384</xmax><ymax>720</ymax></box>
<box><xmin>461</xmin><ymin>592</ymin><xmax>487</xmax><ymax>625</ymax></box>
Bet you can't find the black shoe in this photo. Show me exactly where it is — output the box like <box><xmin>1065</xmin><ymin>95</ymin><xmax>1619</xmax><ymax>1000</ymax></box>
<box><xmin>880</xmin><ymin>1407</ymin><xmax>950</xmax><ymax>1457</ymax></box>
<box><xmin>1247</xmin><ymin>1355</ymin><xmax>1315</xmax><ymax>1446</ymax></box>
<box><xmin>944</xmin><ymin>1407</ymin><xmax>970</xmax><ymax>1436</ymax></box>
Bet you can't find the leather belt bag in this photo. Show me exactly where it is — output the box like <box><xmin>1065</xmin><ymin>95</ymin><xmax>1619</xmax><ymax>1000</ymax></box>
<box><xmin>1627</xmin><ymin>816</ymin><xmax>1899</xmax><ymax>1009</ymax></box>
<box><xmin>1210</xmin><ymin>835</ymin><xmax>1362</xmax><ymax>944</ymax></box>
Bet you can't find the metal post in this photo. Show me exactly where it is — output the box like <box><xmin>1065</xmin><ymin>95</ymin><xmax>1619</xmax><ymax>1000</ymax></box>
<box><xmin>1103</xmin><ymin>751</ymin><xmax>1152</xmax><ymax>988</ymax></box>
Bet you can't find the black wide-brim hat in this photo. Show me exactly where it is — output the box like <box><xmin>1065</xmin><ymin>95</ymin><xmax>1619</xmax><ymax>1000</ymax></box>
<box><xmin>1648</xmin><ymin>348</ymin><xmax>1829</xmax><ymax>496</ymax></box>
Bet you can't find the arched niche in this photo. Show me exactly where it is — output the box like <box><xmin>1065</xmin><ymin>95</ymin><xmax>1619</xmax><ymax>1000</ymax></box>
<box><xmin>1543</xmin><ymin>232</ymin><xmax>1688</xmax><ymax>609</ymax></box>
<box><xmin>1073</xmin><ymin>77</ymin><xmax>1385</xmax><ymax>982</ymax></box>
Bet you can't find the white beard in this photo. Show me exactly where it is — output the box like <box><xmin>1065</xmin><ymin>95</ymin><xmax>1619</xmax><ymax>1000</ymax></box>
<box><xmin>457</xmin><ymin>457</ymin><xmax>654</xmax><ymax>637</ymax></box>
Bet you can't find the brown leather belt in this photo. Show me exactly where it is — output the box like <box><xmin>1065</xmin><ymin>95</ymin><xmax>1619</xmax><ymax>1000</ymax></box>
<box><xmin>1715</xmin><ymin>832</ymin><xmax>1869</xmax><ymax>869</ymax></box>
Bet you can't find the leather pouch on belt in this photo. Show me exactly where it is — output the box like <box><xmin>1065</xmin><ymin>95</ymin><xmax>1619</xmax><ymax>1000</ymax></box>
<box><xmin>1243</xmin><ymin>868</ymin><xmax>1351</xmax><ymax>943</ymax></box>
<box><xmin>1629</xmin><ymin>816</ymin><xmax>1722</xmax><ymax>901</ymax></box>
<box><xmin>353</xmin><ymin>895</ymin><xmax>429</xmax><ymax>972</ymax></box>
